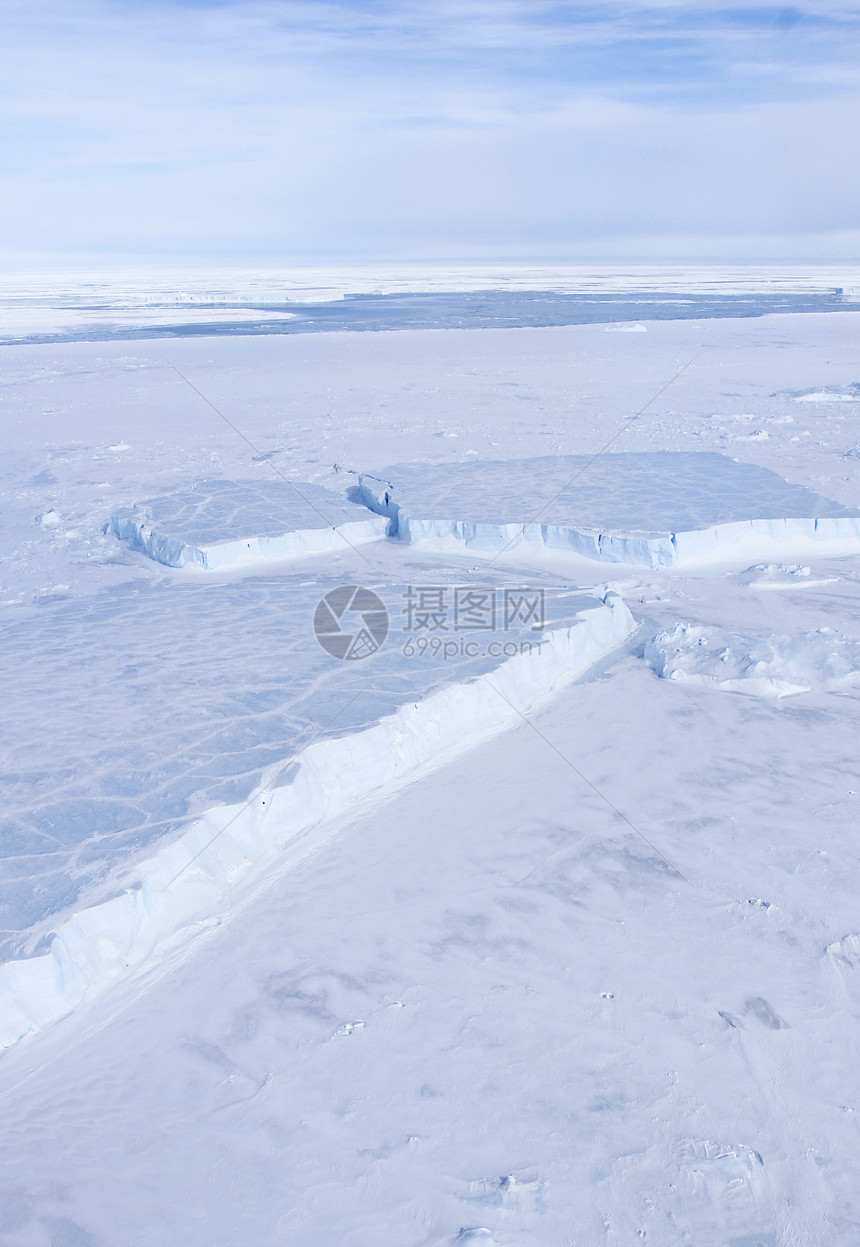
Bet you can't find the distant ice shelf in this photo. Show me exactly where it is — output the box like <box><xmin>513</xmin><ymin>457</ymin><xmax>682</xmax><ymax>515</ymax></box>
<box><xmin>110</xmin><ymin>479</ymin><xmax>389</xmax><ymax>569</ymax></box>
<box><xmin>0</xmin><ymin>590</ymin><xmax>634</xmax><ymax>1052</ymax></box>
<box><xmin>359</xmin><ymin>452</ymin><xmax>860</xmax><ymax>569</ymax></box>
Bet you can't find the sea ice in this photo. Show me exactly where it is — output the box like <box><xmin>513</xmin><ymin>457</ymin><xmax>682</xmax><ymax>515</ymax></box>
<box><xmin>0</xmin><ymin>562</ymin><xmax>633</xmax><ymax>1047</ymax></box>
<box><xmin>2</xmin><ymin>295</ymin><xmax>860</xmax><ymax>1244</ymax></box>
<box><xmin>360</xmin><ymin>452</ymin><xmax>860</xmax><ymax>568</ymax></box>
<box><xmin>110</xmin><ymin>478</ymin><xmax>389</xmax><ymax>568</ymax></box>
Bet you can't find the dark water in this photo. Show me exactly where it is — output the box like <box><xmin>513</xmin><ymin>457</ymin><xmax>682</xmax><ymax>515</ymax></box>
<box><xmin>3</xmin><ymin>286</ymin><xmax>852</xmax><ymax>346</ymax></box>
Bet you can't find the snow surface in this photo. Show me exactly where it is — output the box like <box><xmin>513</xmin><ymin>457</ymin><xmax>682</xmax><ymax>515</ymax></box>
<box><xmin>0</xmin><ymin>548</ymin><xmax>630</xmax><ymax>966</ymax></box>
<box><xmin>359</xmin><ymin>452</ymin><xmax>860</xmax><ymax>569</ymax></box>
<box><xmin>0</xmin><ymin>589</ymin><xmax>633</xmax><ymax>1049</ymax></box>
<box><xmin>1</xmin><ymin>286</ymin><xmax>860</xmax><ymax>1244</ymax></box>
<box><xmin>109</xmin><ymin>478</ymin><xmax>389</xmax><ymax>568</ymax></box>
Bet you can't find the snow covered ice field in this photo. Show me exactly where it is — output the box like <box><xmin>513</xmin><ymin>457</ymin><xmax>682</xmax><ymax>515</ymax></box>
<box><xmin>108</xmin><ymin>478</ymin><xmax>390</xmax><ymax>568</ymax></box>
<box><xmin>0</xmin><ymin>555</ymin><xmax>624</xmax><ymax>964</ymax></box>
<box><xmin>1</xmin><ymin>277</ymin><xmax>860</xmax><ymax>1244</ymax></box>
<box><xmin>358</xmin><ymin>452</ymin><xmax>860</xmax><ymax>568</ymax></box>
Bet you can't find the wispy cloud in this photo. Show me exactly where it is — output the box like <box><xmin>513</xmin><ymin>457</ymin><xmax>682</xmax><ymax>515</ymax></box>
<box><xmin>1</xmin><ymin>0</ymin><xmax>859</xmax><ymax>260</ymax></box>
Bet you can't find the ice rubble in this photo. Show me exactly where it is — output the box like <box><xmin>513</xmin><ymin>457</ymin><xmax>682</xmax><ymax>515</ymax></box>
<box><xmin>646</xmin><ymin>621</ymin><xmax>860</xmax><ymax>697</ymax></box>
<box><xmin>359</xmin><ymin>452</ymin><xmax>860</xmax><ymax>569</ymax></box>
<box><xmin>734</xmin><ymin>562</ymin><xmax>839</xmax><ymax>590</ymax></box>
<box><xmin>110</xmin><ymin>479</ymin><xmax>388</xmax><ymax>569</ymax></box>
<box><xmin>0</xmin><ymin>592</ymin><xmax>634</xmax><ymax>1051</ymax></box>
<box><xmin>783</xmin><ymin>383</ymin><xmax>860</xmax><ymax>403</ymax></box>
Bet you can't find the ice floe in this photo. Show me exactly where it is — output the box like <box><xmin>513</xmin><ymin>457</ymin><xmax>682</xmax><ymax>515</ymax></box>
<box><xmin>0</xmin><ymin>588</ymin><xmax>633</xmax><ymax>1050</ymax></box>
<box><xmin>359</xmin><ymin>452</ymin><xmax>860</xmax><ymax>569</ymax></box>
<box><xmin>110</xmin><ymin>478</ymin><xmax>389</xmax><ymax>568</ymax></box>
<box><xmin>0</xmin><ymin>568</ymin><xmax>617</xmax><ymax>958</ymax></box>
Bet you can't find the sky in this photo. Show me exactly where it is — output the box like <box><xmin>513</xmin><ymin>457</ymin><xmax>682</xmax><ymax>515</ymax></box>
<box><xmin>1</xmin><ymin>0</ymin><xmax>860</xmax><ymax>264</ymax></box>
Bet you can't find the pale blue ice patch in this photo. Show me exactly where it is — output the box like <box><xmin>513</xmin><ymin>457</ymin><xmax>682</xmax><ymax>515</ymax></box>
<box><xmin>361</xmin><ymin>452</ymin><xmax>860</xmax><ymax>537</ymax></box>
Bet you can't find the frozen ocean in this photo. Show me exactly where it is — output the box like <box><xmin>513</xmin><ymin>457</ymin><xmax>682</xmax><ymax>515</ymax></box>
<box><xmin>1</xmin><ymin>268</ymin><xmax>859</xmax><ymax>1246</ymax></box>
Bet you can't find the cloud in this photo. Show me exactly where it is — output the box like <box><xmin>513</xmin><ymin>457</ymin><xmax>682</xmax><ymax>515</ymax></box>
<box><xmin>1</xmin><ymin>0</ymin><xmax>859</xmax><ymax>259</ymax></box>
